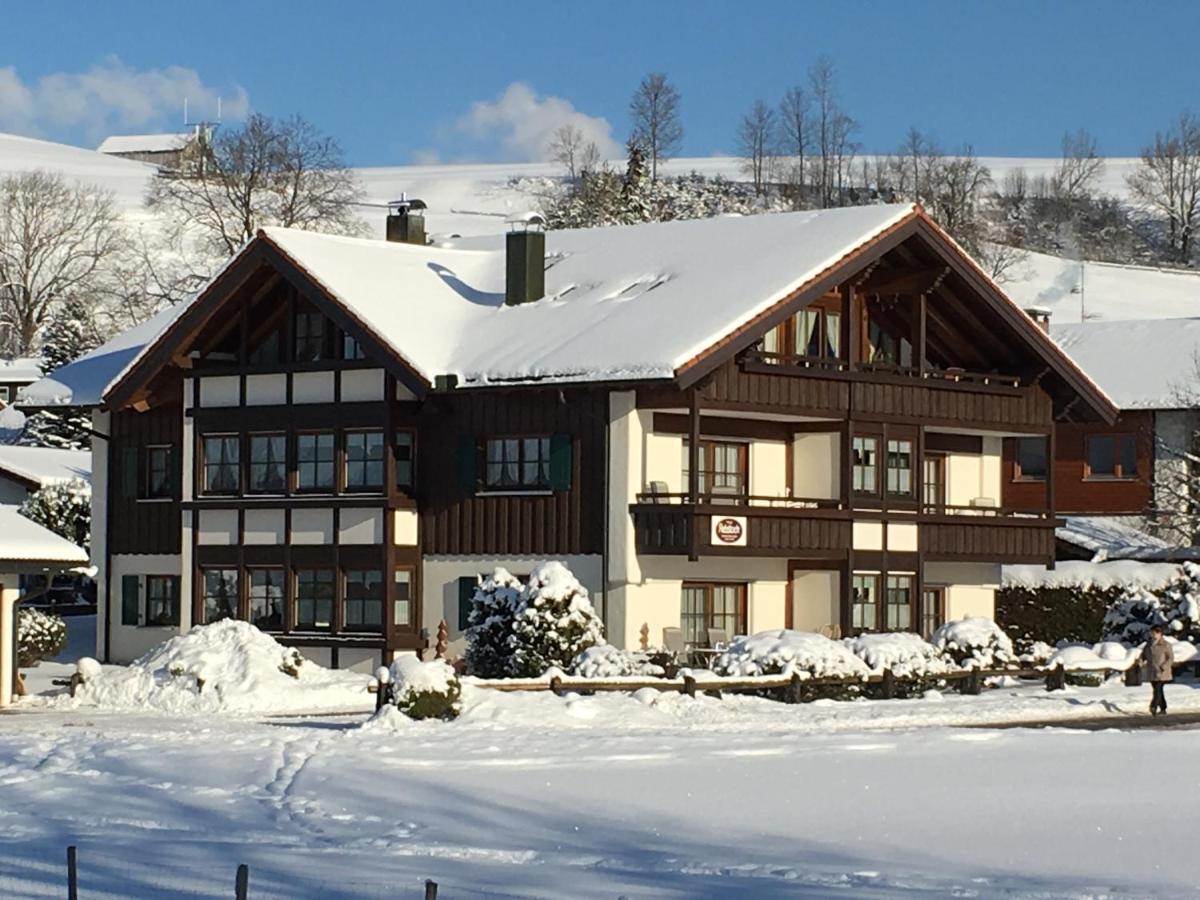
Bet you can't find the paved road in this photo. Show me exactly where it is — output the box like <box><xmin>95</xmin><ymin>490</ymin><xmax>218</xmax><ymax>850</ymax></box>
<box><xmin>971</xmin><ymin>711</ymin><xmax>1200</xmax><ymax>731</ymax></box>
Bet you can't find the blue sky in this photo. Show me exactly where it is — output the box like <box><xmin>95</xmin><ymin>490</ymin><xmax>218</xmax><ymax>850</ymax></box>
<box><xmin>2</xmin><ymin>1</ymin><xmax>1197</xmax><ymax>165</ymax></box>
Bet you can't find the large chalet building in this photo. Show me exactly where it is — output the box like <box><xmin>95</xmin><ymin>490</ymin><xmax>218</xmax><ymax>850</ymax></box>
<box><xmin>37</xmin><ymin>202</ymin><xmax>1117</xmax><ymax>671</ymax></box>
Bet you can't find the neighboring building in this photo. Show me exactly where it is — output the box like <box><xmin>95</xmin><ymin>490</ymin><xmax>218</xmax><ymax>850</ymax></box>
<box><xmin>1002</xmin><ymin>317</ymin><xmax>1200</xmax><ymax>553</ymax></box>
<box><xmin>0</xmin><ymin>444</ymin><xmax>90</xmax><ymax>505</ymax></box>
<box><xmin>96</xmin><ymin>130</ymin><xmax>204</xmax><ymax>172</ymax></box>
<box><xmin>0</xmin><ymin>358</ymin><xmax>44</xmax><ymax>406</ymax></box>
<box><xmin>36</xmin><ymin>203</ymin><xmax>1115</xmax><ymax>670</ymax></box>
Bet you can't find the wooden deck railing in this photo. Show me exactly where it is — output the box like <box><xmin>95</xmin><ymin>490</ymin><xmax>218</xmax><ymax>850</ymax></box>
<box><xmin>743</xmin><ymin>350</ymin><xmax>1023</xmax><ymax>390</ymax></box>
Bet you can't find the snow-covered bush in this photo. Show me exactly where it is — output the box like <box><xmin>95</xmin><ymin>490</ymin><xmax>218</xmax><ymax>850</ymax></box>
<box><xmin>19</xmin><ymin>478</ymin><xmax>91</xmax><ymax>551</ymax></box>
<box><xmin>712</xmin><ymin>630</ymin><xmax>871</xmax><ymax>681</ymax></box>
<box><xmin>571</xmin><ymin>644</ymin><xmax>665</xmax><ymax>679</ymax></box>
<box><xmin>931</xmin><ymin>617</ymin><xmax>1017</xmax><ymax>669</ymax></box>
<box><xmin>845</xmin><ymin>633</ymin><xmax>955</xmax><ymax>678</ymax></box>
<box><xmin>463</xmin><ymin>568</ymin><xmax>524</xmax><ymax>678</ymax></box>
<box><xmin>16</xmin><ymin>607</ymin><xmax>66</xmax><ymax>667</ymax></box>
<box><xmin>386</xmin><ymin>655</ymin><xmax>461</xmax><ymax>721</ymax></box>
<box><xmin>463</xmin><ymin>562</ymin><xmax>605</xmax><ymax>678</ymax></box>
<box><xmin>1102</xmin><ymin>564</ymin><xmax>1200</xmax><ymax>645</ymax></box>
<box><xmin>1045</xmin><ymin>642</ymin><xmax>1138</xmax><ymax>673</ymax></box>
<box><xmin>508</xmin><ymin>562</ymin><xmax>604</xmax><ymax>678</ymax></box>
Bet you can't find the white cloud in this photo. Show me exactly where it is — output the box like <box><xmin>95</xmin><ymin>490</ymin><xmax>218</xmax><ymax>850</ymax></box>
<box><xmin>445</xmin><ymin>82</ymin><xmax>621</xmax><ymax>163</ymax></box>
<box><xmin>0</xmin><ymin>57</ymin><xmax>249</xmax><ymax>145</ymax></box>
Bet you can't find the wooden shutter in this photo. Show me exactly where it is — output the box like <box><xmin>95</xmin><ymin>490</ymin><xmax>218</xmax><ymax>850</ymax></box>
<box><xmin>457</xmin><ymin>576</ymin><xmax>476</xmax><ymax>631</ymax></box>
<box><xmin>120</xmin><ymin>448</ymin><xmax>138</xmax><ymax>499</ymax></box>
<box><xmin>121</xmin><ymin>574</ymin><xmax>139</xmax><ymax>626</ymax></box>
<box><xmin>548</xmin><ymin>433</ymin><xmax>572</xmax><ymax>491</ymax></box>
<box><xmin>456</xmin><ymin>436</ymin><xmax>478</xmax><ymax>494</ymax></box>
<box><xmin>166</xmin><ymin>446</ymin><xmax>181</xmax><ymax>499</ymax></box>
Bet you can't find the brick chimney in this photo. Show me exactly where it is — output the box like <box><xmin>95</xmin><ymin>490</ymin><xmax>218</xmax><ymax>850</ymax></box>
<box><xmin>1024</xmin><ymin>306</ymin><xmax>1052</xmax><ymax>333</ymax></box>
<box><xmin>505</xmin><ymin>213</ymin><xmax>546</xmax><ymax>306</ymax></box>
<box><xmin>386</xmin><ymin>196</ymin><xmax>427</xmax><ymax>245</ymax></box>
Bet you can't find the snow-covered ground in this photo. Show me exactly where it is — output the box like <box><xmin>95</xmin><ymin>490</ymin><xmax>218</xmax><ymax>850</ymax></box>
<box><xmin>6</xmin><ymin>623</ymin><xmax>1200</xmax><ymax>899</ymax></box>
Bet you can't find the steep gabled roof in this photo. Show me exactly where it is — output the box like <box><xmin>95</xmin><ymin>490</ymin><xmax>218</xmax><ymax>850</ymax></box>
<box><xmin>0</xmin><ymin>446</ymin><xmax>90</xmax><ymax>490</ymax></box>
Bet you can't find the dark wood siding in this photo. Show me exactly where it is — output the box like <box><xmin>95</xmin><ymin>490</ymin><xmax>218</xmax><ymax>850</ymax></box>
<box><xmin>109</xmin><ymin>405</ymin><xmax>183</xmax><ymax>555</ymax></box>
<box><xmin>419</xmin><ymin>388</ymin><xmax>606</xmax><ymax>556</ymax></box>
<box><xmin>921</xmin><ymin>519</ymin><xmax>1055</xmax><ymax>564</ymax></box>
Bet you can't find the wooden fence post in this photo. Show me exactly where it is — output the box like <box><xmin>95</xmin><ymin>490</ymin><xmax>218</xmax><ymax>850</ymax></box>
<box><xmin>961</xmin><ymin>668</ymin><xmax>982</xmax><ymax>695</ymax></box>
<box><xmin>786</xmin><ymin>673</ymin><xmax>803</xmax><ymax>704</ymax></box>
<box><xmin>235</xmin><ymin>863</ymin><xmax>249</xmax><ymax>900</ymax></box>
<box><xmin>549</xmin><ymin>675</ymin><xmax>563</xmax><ymax>696</ymax></box>
<box><xmin>1045</xmin><ymin>663</ymin><xmax>1066</xmax><ymax>692</ymax></box>
<box><xmin>682</xmin><ymin>674</ymin><xmax>697</xmax><ymax>698</ymax></box>
<box><xmin>66</xmin><ymin>845</ymin><xmax>77</xmax><ymax>900</ymax></box>
<box><xmin>880</xmin><ymin>668</ymin><xmax>895</xmax><ymax>700</ymax></box>
<box><xmin>1124</xmin><ymin>664</ymin><xmax>1143</xmax><ymax>687</ymax></box>
<box><xmin>425</xmin><ymin>878</ymin><xmax>438</xmax><ymax>899</ymax></box>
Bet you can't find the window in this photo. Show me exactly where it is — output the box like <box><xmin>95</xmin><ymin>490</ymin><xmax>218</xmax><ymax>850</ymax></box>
<box><xmin>145</xmin><ymin>576</ymin><xmax>180</xmax><ymax>627</ymax></box>
<box><xmin>761</xmin><ymin>323</ymin><xmax>784</xmax><ymax>360</ymax></box>
<box><xmin>886</xmin><ymin>439</ymin><xmax>914</xmax><ymax>497</ymax></box>
<box><xmin>0</xmin><ymin>386</ymin><xmax>9</xmax><ymax>403</ymax></box>
<box><xmin>295</xmin><ymin>569</ymin><xmax>335</xmax><ymax>630</ymax></box>
<box><xmin>484</xmin><ymin>436</ymin><xmax>550</xmax><ymax>490</ymax></box>
<box><xmin>1015</xmin><ymin>437</ymin><xmax>1048</xmax><ymax>481</ymax></box>
<box><xmin>296</xmin><ymin>432</ymin><xmax>335</xmax><ymax>492</ymax></box>
<box><xmin>342</xmin><ymin>332</ymin><xmax>366</xmax><ymax>360</ymax></box>
<box><xmin>921</xmin><ymin>587</ymin><xmax>945</xmax><ymax>640</ymax></box>
<box><xmin>249</xmin><ymin>568</ymin><xmax>284</xmax><ymax>631</ymax></box>
<box><xmin>248</xmin><ymin>434</ymin><xmax>286</xmax><ymax>493</ymax></box>
<box><xmin>680</xmin><ymin>582</ymin><xmax>747</xmax><ymax>645</ymax></box>
<box><xmin>201</xmin><ymin>568</ymin><xmax>239</xmax><ymax>623</ymax></box>
<box><xmin>852</xmin><ymin>436</ymin><xmax>878</xmax><ymax>494</ymax></box>
<box><xmin>923</xmin><ymin>454</ymin><xmax>946</xmax><ymax>510</ymax></box>
<box><xmin>682</xmin><ymin>439</ymin><xmax>748</xmax><ymax>498</ymax></box>
<box><xmin>1086</xmin><ymin>434</ymin><xmax>1137</xmax><ymax>480</ymax></box>
<box><xmin>145</xmin><ymin>445</ymin><xmax>173</xmax><ymax>499</ymax></box>
<box><xmin>294</xmin><ymin>310</ymin><xmax>328</xmax><ymax>362</ymax></box>
<box><xmin>851</xmin><ymin>573</ymin><xmax>879</xmax><ymax>632</ymax></box>
<box><xmin>202</xmin><ymin>435</ymin><xmax>240</xmax><ymax>494</ymax></box>
<box><xmin>825</xmin><ymin>311</ymin><xmax>841</xmax><ymax>358</ymax></box>
<box><xmin>868</xmin><ymin>318</ymin><xmax>899</xmax><ymax>365</ymax></box>
<box><xmin>248</xmin><ymin>328</ymin><xmax>282</xmax><ymax>365</ymax></box>
<box><xmin>395</xmin><ymin>569</ymin><xmax>414</xmax><ymax>628</ymax></box>
<box><xmin>343</xmin><ymin>569</ymin><xmax>384</xmax><ymax>631</ymax></box>
<box><xmin>395</xmin><ymin>431</ymin><xmax>415</xmax><ymax>492</ymax></box>
<box><xmin>796</xmin><ymin>308</ymin><xmax>822</xmax><ymax>357</ymax></box>
<box><xmin>885</xmin><ymin>574</ymin><xmax>914</xmax><ymax>631</ymax></box>
<box><xmin>345</xmin><ymin>430</ymin><xmax>385</xmax><ymax>490</ymax></box>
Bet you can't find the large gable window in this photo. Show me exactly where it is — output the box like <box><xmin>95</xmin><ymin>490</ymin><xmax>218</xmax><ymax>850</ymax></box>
<box><xmin>294</xmin><ymin>310</ymin><xmax>329</xmax><ymax>362</ymax></box>
<box><xmin>202</xmin><ymin>435</ymin><xmax>240</xmax><ymax>494</ymax></box>
<box><xmin>345</xmin><ymin>430</ymin><xmax>385</xmax><ymax>491</ymax></box>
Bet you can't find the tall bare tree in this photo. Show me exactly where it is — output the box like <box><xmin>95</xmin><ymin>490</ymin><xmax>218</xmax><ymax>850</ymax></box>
<box><xmin>778</xmin><ymin>85</ymin><xmax>811</xmax><ymax>202</ymax></box>
<box><xmin>629</xmin><ymin>73</ymin><xmax>683</xmax><ymax>181</ymax></box>
<box><xmin>149</xmin><ymin>113</ymin><xmax>365</xmax><ymax>259</ymax></box>
<box><xmin>737</xmin><ymin>100</ymin><xmax>776</xmax><ymax>196</ymax></box>
<box><xmin>808</xmin><ymin>57</ymin><xmax>857</xmax><ymax>207</ymax></box>
<box><xmin>1126</xmin><ymin>112</ymin><xmax>1200</xmax><ymax>264</ymax></box>
<box><xmin>1053</xmin><ymin>128</ymin><xmax>1103</xmax><ymax>202</ymax></box>
<box><xmin>549</xmin><ymin>123</ymin><xmax>602</xmax><ymax>183</ymax></box>
<box><xmin>0</xmin><ymin>170</ymin><xmax>127</xmax><ymax>356</ymax></box>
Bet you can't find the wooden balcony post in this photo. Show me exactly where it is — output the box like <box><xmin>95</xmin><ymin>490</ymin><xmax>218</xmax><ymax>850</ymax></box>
<box><xmin>1046</xmin><ymin>426</ymin><xmax>1056</xmax><ymax>564</ymax></box>
<box><xmin>688</xmin><ymin>386</ymin><xmax>701</xmax><ymax>562</ymax></box>
<box><xmin>841</xmin><ymin>284</ymin><xmax>857</xmax><ymax>370</ymax></box>
<box><xmin>915</xmin><ymin>293</ymin><xmax>927</xmax><ymax>376</ymax></box>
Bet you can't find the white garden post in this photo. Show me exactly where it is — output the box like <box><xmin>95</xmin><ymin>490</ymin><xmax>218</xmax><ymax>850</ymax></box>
<box><xmin>0</xmin><ymin>579</ymin><xmax>17</xmax><ymax>708</ymax></box>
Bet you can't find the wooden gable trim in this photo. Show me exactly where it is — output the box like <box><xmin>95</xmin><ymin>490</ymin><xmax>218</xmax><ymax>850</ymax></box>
<box><xmin>105</xmin><ymin>234</ymin><xmax>432</xmax><ymax>410</ymax></box>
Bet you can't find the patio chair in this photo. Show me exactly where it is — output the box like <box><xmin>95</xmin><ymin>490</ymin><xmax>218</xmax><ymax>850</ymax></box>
<box><xmin>662</xmin><ymin>627</ymin><xmax>686</xmax><ymax>656</ymax></box>
<box><xmin>707</xmin><ymin>627</ymin><xmax>730</xmax><ymax>650</ymax></box>
<box><xmin>646</xmin><ymin>480</ymin><xmax>670</xmax><ymax>503</ymax></box>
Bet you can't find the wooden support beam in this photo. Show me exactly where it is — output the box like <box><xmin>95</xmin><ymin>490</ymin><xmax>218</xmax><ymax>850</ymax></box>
<box><xmin>842</xmin><ymin>284</ymin><xmax>858</xmax><ymax>370</ymax></box>
<box><xmin>916</xmin><ymin>293</ymin><xmax>928</xmax><ymax>376</ymax></box>
<box><xmin>860</xmin><ymin>265</ymin><xmax>949</xmax><ymax>297</ymax></box>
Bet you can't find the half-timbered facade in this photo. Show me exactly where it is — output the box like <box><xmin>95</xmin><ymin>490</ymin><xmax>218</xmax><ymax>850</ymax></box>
<box><xmin>70</xmin><ymin>202</ymin><xmax>1115</xmax><ymax>668</ymax></box>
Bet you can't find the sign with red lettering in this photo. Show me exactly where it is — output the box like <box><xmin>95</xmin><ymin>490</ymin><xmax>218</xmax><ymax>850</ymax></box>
<box><xmin>710</xmin><ymin>515</ymin><xmax>747</xmax><ymax>547</ymax></box>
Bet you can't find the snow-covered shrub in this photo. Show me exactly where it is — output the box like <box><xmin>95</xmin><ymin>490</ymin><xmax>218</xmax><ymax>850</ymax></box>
<box><xmin>1045</xmin><ymin>642</ymin><xmax>1138</xmax><ymax>673</ymax></box>
<box><xmin>19</xmin><ymin>477</ymin><xmax>91</xmax><ymax>551</ymax></box>
<box><xmin>462</xmin><ymin>568</ymin><xmax>524</xmax><ymax>678</ymax></box>
<box><xmin>571</xmin><ymin>644</ymin><xmax>665</xmax><ymax>679</ymax></box>
<box><xmin>507</xmin><ymin>562</ymin><xmax>604</xmax><ymax>678</ymax></box>
<box><xmin>1019</xmin><ymin>641</ymin><xmax>1056</xmax><ymax>666</ymax></box>
<box><xmin>386</xmin><ymin>655</ymin><xmax>461</xmax><ymax>721</ymax></box>
<box><xmin>931</xmin><ymin>617</ymin><xmax>1017</xmax><ymax>669</ymax></box>
<box><xmin>845</xmin><ymin>633</ymin><xmax>955</xmax><ymax>678</ymax></box>
<box><xmin>713</xmin><ymin>630</ymin><xmax>871</xmax><ymax>680</ymax></box>
<box><xmin>1102</xmin><ymin>564</ymin><xmax>1200</xmax><ymax>645</ymax></box>
<box><xmin>16</xmin><ymin>607</ymin><xmax>66</xmax><ymax>667</ymax></box>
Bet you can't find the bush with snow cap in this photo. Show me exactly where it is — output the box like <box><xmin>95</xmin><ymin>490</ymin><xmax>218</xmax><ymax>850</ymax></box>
<box><xmin>570</xmin><ymin>644</ymin><xmax>665</xmax><ymax>679</ymax></box>
<box><xmin>386</xmin><ymin>655</ymin><xmax>461</xmax><ymax>720</ymax></box>
<box><xmin>712</xmin><ymin>630</ymin><xmax>871</xmax><ymax>680</ymax></box>
<box><xmin>463</xmin><ymin>568</ymin><xmax>524</xmax><ymax>678</ymax></box>
<box><xmin>16</xmin><ymin>607</ymin><xmax>67</xmax><ymax>667</ymax></box>
<box><xmin>845</xmin><ymin>632</ymin><xmax>955</xmax><ymax>679</ymax></box>
<box><xmin>507</xmin><ymin>562</ymin><xmax>605</xmax><ymax>678</ymax></box>
<box><xmin>931</xmin><ymin>617</ymin><xmax>1017</xmax><ymax>669</ymax></box>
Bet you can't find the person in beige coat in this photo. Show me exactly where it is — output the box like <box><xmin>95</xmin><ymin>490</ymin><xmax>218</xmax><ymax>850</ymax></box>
<box><xmin>1141</xmin><ymin>624</ymin><xmax>1174</xmax><ymax>716</ymax></box>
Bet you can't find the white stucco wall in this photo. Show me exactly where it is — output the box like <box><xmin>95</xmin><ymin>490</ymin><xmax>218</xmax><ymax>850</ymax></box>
<box><xmin>925</xmin><ymin>561</ymin><xmax>1001</xmax><ymax>620</ymax></box>
<box><xmin>944</xmin><ymin>437</ymin><xmax>1002</xmax><ymax>508</ymax></box>
<box><xmin>106</xmin><ymin>553</ymin><xmax>185</xmax><ymax>663</ymax></box>
<box><xmin>793</xmin><ymin>431</ymin><xmax>839</xmax><ymax>500</ymax></box>
<box><xmin>790</xmin><ymin>569</ymin><xmax>840</xmax><ymax>634</ymax></box>
<box><xmin>749</xmin><ymin>441</ymin><xmax>788</xmax><ymax>498</ymax></box>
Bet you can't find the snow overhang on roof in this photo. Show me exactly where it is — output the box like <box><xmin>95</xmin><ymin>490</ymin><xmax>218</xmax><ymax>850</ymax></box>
<box><xmin>0</xmin><ymin>504</ymin><xmax>87</xmax><ymax>567</ymax></box>
<box><xmin>0</xmin><ymin>446</ymin><xmax>91</xmax><ymax>488</ymax></box>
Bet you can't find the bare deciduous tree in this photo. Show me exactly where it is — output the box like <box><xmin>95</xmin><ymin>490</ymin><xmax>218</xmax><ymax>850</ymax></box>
<box><xmin>629</xmin><ymin>73</ymin><xmax>683</xmax><ymax>181</ymax></box>
<box><xmin>0</xmin><ymin>170</ymin><xmax>127</xmax><ymax>356</ymax></box>
<box><xmin>1053</xmin><ymin>128</ymin><xmax>1103</xmax><ymax>202</ymax></box>
<box><xmin>149</xmin><ymin>113</ymin><xmax>365</xmax><ymax>259</ymax></box>
<box><xmin>778</xmin><ymin>86</ymin><xmax>811</xmax><ymax>202</ymax></box>
<box><xmin>737</xmin><ymin>100</ymin><xmax>776</xmax><ymax>195</ymax></box>
<box><xmin>549</xmin><ymin>123</ymin><xmax>602</xmax><ymax>183</ymax></box>
<box><xmin>1126</xmin><ymin>112</ymin><xmax>1200</xmax><ymax>264</ymax></box>
<box><xmin>808</xmin><ymin>57</ymin><xmax>858</xmax><ymax>207</ymax></box>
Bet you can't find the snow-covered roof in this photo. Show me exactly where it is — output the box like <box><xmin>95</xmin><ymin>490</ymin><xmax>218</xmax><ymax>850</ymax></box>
<box><xmin>1051</xmin><ymin>318</ymin><xmax>1200</xmax><ymax>409</ymax></box>
<box><xmin>1056</xmin><ymin>515</ymin><xmax>1200</xmax><ymax>561</ymax></box>
<box><xmin>256</xmin><ymin>205</ymin><xmax>916</xmax><ymax>386</ymax></box>
<box><xmin>96</xmin><ymin>132</ymin><xmax>192</xmax><ymax>155</ymax></box>
<box><xmin>18</xmin><ymin>304</ymin><xmax>186</xmax><ymax>408</ymax></box>
<box><xmin>0</xmin><ymin>504</ymin><xmax>87</xmax><ymax>566</ymax></box>
<box><xmin>0</xmin><ymin>358</ymin><xmax>43</xmax><ymax>383</ymax></box>
<box><xmin>0</xmin><ymin>446</ymin><xmax>90</xmax><ymax>488</ymax></box>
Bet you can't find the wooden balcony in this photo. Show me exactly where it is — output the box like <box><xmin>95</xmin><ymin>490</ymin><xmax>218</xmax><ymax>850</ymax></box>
<box><xmin>629</xmin><ymin>494</ymin><xmax>1057</xmax><ymax>564</ymax></box>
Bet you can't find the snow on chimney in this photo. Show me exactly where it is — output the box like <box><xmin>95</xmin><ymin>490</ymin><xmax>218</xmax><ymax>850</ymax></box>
<box><xmin>1024</xmin><ymin>306</ymin><xmax>1052</xmax><ymax>333</ymax></box>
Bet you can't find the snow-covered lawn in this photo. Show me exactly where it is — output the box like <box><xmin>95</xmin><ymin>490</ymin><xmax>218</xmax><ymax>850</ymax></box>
<box><xmin>3</xmin><ymin>671</ymin><xmax>1200</xmax><ymax>898</ymax></box>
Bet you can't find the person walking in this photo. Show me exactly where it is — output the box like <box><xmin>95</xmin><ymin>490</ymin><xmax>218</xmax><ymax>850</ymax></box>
<box><xmin>1141</xmin><ymin>624</ymin><xmax>1174</xmax><ymax>716</ymax></box>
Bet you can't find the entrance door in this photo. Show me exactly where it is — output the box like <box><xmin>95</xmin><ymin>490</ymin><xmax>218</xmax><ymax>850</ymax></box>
<box><xmin>923</xmin><ymin>453</ymin><xmax>946</xmax><ymax>512</ymax></box>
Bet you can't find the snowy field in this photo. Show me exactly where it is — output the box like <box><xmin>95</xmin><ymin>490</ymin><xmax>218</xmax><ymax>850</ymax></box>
<box><xmin>5</xmin><ymin>633</ymin><xmax>1200</xmax><ymax>899</ymax></box>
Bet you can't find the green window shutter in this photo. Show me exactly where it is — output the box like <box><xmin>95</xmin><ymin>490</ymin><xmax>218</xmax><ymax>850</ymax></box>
<box><xmin>457</xmin><ymin>576</ymin><xmax>476</xmax><ymax>631</ymax></box>
<box><xmin>167</xmin><ymin>576</ymin><xmax>182</xmax><ymax>626</ymax></box>
<box><xmin>166</xmin><ymin>446</ymin><xmax>181</xmax><ymax>499</ymax></box>
<box><xmin>121</xmin><ymin>574</ymin><xmax>139</xmax><ymax>626</ymax></box>
<box><xmin>120</xmin><ymin>448</ymin><xmax>138</xmax><ymax>499</ymax></box>
<box><xmin>456</xmin><ymin>435</ymin><xmax>478</xmax><ymax>494</ymax></box>
<box><xmin>548</xmin><ymin>432</ymin><xmax>572</xmax><ymax>491</ymax></box>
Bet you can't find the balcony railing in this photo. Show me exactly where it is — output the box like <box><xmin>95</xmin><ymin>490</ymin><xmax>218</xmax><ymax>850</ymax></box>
<box><xmin>636</xmin><ymin>490</ymin><xmax>845</xmax><ymax>510</ymax></box>
<box><xmin>743</xmin><ymin>351</ymin><xmax>1023</xmax><ymax>390</ymax></box>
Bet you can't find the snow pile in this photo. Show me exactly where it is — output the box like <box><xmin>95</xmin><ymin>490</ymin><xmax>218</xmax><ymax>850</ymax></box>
<box><xmin>384</xmin><ymin>655</ymin><xmax>461</xmax><ymax>720</ymax></box>
<box><xmin>845</xmin><ymin>633</ymin><xmax>956</xmax><ymax>678</ymax></box>
<box><xmin>1019</xmin><ymin>641</ymin><xmax>1056</xmax><ymax>666</ymax></box>
<box><xmin>1046</xmin><ymin>642</ymin><xmax>1140</xmax><ymax>672</ymax></box>
<box><xmin>1003</xmin><ymin>560</ymin><xmax>1180</xmax><ymax>591</ymax></box>
<box><xmin>571</xmin><ymin>644</ymin><xmax>665</xmax><ymax>679</ymax></box>
<box><xmin>931</xmin><ymin>617</ymin><xmax>1017</xmax><ymax>669</ymax></box>
<box><xmin>71</xmin><ymin>620</ymin><xmax>371</xmax><ymax>714</ymax></box>
<box><xmin>712</xmin><ymin>630</ymin><xmax>871</xmax><ymax>680</ymax></box>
